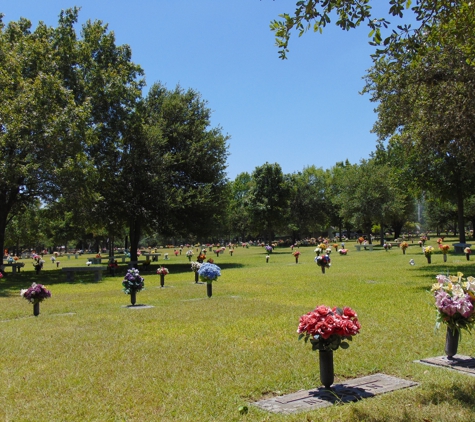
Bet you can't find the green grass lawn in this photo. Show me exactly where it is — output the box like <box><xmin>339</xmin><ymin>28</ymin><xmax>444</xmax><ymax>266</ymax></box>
<box><xmin>1</xmin><ymin>239</ymin><xmax>475</xmax><ymax>421</ymax></box>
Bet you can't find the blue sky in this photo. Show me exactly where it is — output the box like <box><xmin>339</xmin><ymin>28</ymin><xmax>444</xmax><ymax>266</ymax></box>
<box><xmin>2</xmin><ymin>1</ymin><xmax>392</xmax><ymax>180</ymax></box>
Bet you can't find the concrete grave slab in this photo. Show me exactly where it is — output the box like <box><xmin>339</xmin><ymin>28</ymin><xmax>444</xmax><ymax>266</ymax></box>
<box><xmin>416</xmin><ymin>355</ymin><xmax>475</xmax><ymax>376</ymax></box>
<box><xmin>252</xmin><ymin>373</ymin><xmax>418</xmax><ymax>414</ymax></box>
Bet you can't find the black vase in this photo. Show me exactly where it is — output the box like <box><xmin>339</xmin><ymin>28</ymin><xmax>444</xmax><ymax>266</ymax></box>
<box><xmin>33</xmin><ymin>302</ymin><xmax>40</xmax><ymax>316</ymax></box>
<box><xmin>445</xmin><ymin>327</ymin><xmax>459</xmax><ymax>359</ymax></box>
<box><xmin>427</xmin><ymin>255</ymin><xmax>431</xmax><ymax>264</ymax></box>
<box><xmin>207</xmin><ymin>282</ymin><xmax>212</xmax><ymax>298</ymax></box>
<box><xmin>319</xmin><ymin>350</ymin><xmax>334</xmax><ymax>389</ymax></box>
<box><xmin>130</xmin><ymin>290</ymin><xmax>136</xmax><ymax>306</ymax></box>
<box><xmin>321</xmin><ymin>265</ymin><xmax>325</xmax><ymax>274</ymax></box>
<box><xmin>194</xmin><ymin>272</ymin><xmax>199</xmax><ymax>283</ymax></box>
<box><xmin>466</xmin><ymin>254</ymin><xmax>470</xmax><ymax>261</ymax></box>
<box><xmin>160</xmin><ymin>274</ymin><xmax>165</xmax><ymax>287</ymax></box>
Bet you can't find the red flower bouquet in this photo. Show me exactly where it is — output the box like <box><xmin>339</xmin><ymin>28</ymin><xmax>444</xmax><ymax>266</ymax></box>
<box><xmin>298</xmin><ymin>305</ymin><xmax>361</xmax><ymax>351</ymax></box>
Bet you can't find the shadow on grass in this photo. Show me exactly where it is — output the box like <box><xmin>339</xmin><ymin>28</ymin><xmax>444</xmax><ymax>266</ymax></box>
<box><xmin>411</xmin><ymin>262</ymin><xmax>475</xmax><ymax>278</ymax></box>
<box><xmin>0</xmin><ymin>269</ymin><xmax>104</xmax><ymax>297</ymax></box>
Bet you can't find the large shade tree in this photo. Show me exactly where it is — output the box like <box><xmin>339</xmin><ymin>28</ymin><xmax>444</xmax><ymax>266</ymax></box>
<box><xmin>363</xmin><ymin>15</ymin><xmax>475</xmax><ymax>243</ymax></box>
<box><xmin>0</xmin><ymin>10</ymin><xmax>93</xmax><ymax>259</ymax></box>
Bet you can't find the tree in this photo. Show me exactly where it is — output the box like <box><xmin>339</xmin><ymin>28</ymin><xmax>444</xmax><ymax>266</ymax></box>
<box><xmin>363</xmin><ymin>17</ymin><xmax>475</xmax><ymax>243</ymax></box>
<box><xmin>287</xmin><ymin>166</ymin><xmax>328</xmax><ymax>241</ymax></box>
<box><xmin>247</xmin><ymin>163</ymin><xmax>290</xmax><ymax>241</ymax></box>
<box><xmin>228</xmin><ymin>172</ymin><xmax>253</xmax><ymax>241</ymax></box>
<box><xmin>140</xmin><ymin>83</ymin><xmax>229</xmax><ymax>250</ymax></box>
<box><xmin>0</xmin><ymin>10</ymin><xmax>93</xmax><ymax>260</ymax></box>
<box><xmin>269</xmin><ymin>1</ymin><xmax>475</xmax><ymax>61</ymax></box>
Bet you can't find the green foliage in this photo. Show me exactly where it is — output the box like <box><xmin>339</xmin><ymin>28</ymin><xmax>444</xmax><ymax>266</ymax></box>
<box><xmin>270</xmin><ymin>1</ymin><xmax>474</xmax><ymax>61</ymax></box>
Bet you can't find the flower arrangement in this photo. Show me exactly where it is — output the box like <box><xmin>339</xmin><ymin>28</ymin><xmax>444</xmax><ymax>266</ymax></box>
<box><xmin>315</xmin><ymin>254</ymin><xmax>331</xmax><ymax>268</ymax></box>
<box><xmin>464</xmin><ymin>247</ymin><xmax>471</xmax><ymax>255</ymax></box>
<box><xmin>186</xmin><ymin>250</ymin><xmax>193</xmax><ymax>258</ymax></box>
<box><xmin>297</xmin><ymin>305</ymin><xmax>361</xmax><ymax>351</ymax></box>
<box><xmin>191</xmin><ymin>262</ymin><xmax>201</xmax><ymax>272</ymax></box>
<box><xmin>156</xmin><ymin>267</ymin><xmax>169</xmax><ymax>275</ymax></box>
<box><xmin>400</xmin><ymin>241</ymin><xmax>409</xmax><ymax>250</ymax></box>
<box><xmin>441</xmin><ymin>245</ymin><xmax>450</xmax><ymax>254</ymax></box>
<box><xmin>423</xmin><ymin>246</ymin><xmax>434</xmax><ymax>256</ymax></box>
<box><xmin>432</xmin><ymin>273</ymin><xmax>475</xmax><ymax>333</ymax></box>
<box><xmin>314</xmin><ymin>247</ymin><xmax>323</xmax><ymax>255</ymax></box>
<box><xmin>122</xmin><ymin>269</ymin><xmax>144</xmax><ymax>294</ymax></box>
<box><xmin>358</xmin><ymin>237</ymin><xmax>364</xmax><ymax>244</ymax></box>
<box><xmin>198</xmin><ymin>262</ymin><xmax>221</xmax><ymax>283</ymax></box>
<box><xmin>332</xmin><ymin>243</ymin><xmax>338</xmax><ymax>252</ymax></box>
<box><xmin>292</xmin><ymin>250</ymin><xmax>301</xmax><ymax>257</ymax></box>
<box><xmin>338</xmin><ymin>249</ymin><xmax>348</xmax><ymax>255</ymax></box>
<box><xmin>383</xmin><ymin>243</ymin><xmax>392</xmax><ymax>250</ymax></box>
<box><xmin>265</xmin><ymin>245</ymin><xmax>273</xmax><ymax>253</ymax></box>
<box><xmin>164</xmin><ymin>253</ymin><xmax>169</xmax><ymax>260</ymax></box>
<box><xmin>21</xmin><ymin>283</ymin><xmax>52</xmax><ymax>304</ymax></box>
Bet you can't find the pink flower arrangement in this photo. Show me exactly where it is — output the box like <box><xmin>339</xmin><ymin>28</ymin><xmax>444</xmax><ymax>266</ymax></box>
<box><xmin>432</xmin><ymin>273</ymin><xmax>475</xmax><ymax>333</ymax></box>
<box><xmin>156</xmin><ymin>267</ymin><xmax>169</xmax><ymax>275</ymax></box>
<box><xmin>338</xmin><ymin>249</ymin><xmax>348</xmax><ymax>255</ymax></box>
<box><xmin>292</xmin><ymin>250</ymin><xmax>301</xmax><ymax>257</ymax></box>
<box><xmin>298</xmin><ymin>305</ymin><xmax>361</xmax><ymax>351</ymax></box>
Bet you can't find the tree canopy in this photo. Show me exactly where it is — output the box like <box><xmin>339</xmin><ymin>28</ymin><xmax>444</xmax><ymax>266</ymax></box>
<box><xmin>270</xmin><ymin>0</ymin><xmax>475</xmax><ymax>61</ymax></box>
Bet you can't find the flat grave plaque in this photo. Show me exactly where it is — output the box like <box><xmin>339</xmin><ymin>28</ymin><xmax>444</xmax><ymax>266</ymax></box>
<box><xmin>252</xmin><ymin>373</ymin><xmax>418</xmax><ymax>414</ymax></box>
<box><xmin>416</xmin><ymin>355</ymin><xmax>475</xmax><ymax>376</ymax></box>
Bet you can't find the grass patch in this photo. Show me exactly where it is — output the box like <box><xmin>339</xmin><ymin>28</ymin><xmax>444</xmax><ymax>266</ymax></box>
<box><xmin>2</xmin><ymin>240</ymin><xmax>475</xmax><ymax>421</ymax></box>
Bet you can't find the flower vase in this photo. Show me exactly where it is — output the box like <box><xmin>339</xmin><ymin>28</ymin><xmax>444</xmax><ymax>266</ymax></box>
<box><xmin>194</xmin><ymin>272</ymin><xmax>199</xmax><ymax>283</ymax></box>
<box><xmin>33</xmin><ymin>302</ymin><xmax>40</xmax><ymax>316</ymax></box>
<box><xmin>445</xmin><ymin>327</ymin><xmax>459</xmax><ymax>359</ymax></box>
<box><xmin>443</xmin><ymin>254</ymin><xmax>447</xmax><ymax>262</ymax></box>
<box><xmin>426</xmin><ymin>255</ymin><xmax>431</xmax><ymax>264</ymax></box>
<box><xmin>130</xmin><ymin>290</ymin><xmax>136</xmax><ymax>306</ymax></box>
<box><xmin>321</xmin><ymin>265</ymin><xmax>325</xmax><ymax>274</ymax></box>
<box><xmin>402</xmin><ymin>249</ymin><xmax>406</xmax><ymax>255</ymax></box>
<box><xmin>319</xmin><ymin>350</ymin><xmax>334</xmax><ymax>389</ymax></box>
<box><xmin>295</xmin><ymin>257</ymin><xmax>299</xmax><ymax>264</ymax></box>
<box><xmin>207</xmin><ymin>282</ymin><xmax>212</xmax><ymax>298</ymax></box>
<box><xmin>466</xmin><ymin>253</ymin><xmax>470</xmax><ymax>261</ymax></box>
<box><xmin>160</xmin><ymin>274</ymin><xmax>165</xmax><ymax>287</ymax></box>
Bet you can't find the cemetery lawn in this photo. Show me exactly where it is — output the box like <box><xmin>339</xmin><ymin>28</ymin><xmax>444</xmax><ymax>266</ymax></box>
<box><xmin>1</xmin><ymin>240</ymin><xmax>475</xmax><ymax>421</ymax></box>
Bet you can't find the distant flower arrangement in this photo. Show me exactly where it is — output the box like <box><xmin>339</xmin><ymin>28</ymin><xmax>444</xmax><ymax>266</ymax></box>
<box><xmin>122</xmin><ymin>269</ymin><xmax>144</xmax><ymax>294</ymax></box>
<box><xmin>156</xmin><ymin>267</ymin><xmax>169</xmax><ymax>275</ymax></box>
<box><xmin>315</xmin><ymin>254</ymin><xmax>331</xmax><ymax>268</ymax></box>
<box><xmin>293</xmin><ymin>250</ymin><xmax>301</xmax><ymax>257</ymax></box>
<box><xmin>338</xmin><ymin>249</ymin><xmax>348</xmax><ymax>255</ymax></box>
<box><xmin>198</xmin><ymin>262</ymin><xmax>221</xmax><ymax>283</ymax></box>
<box><xmin>191</xmin><ymin>262</ymin><xmax>201</xmax><ymax>272</ymax></box>
<box><xmin>424</xmin><ymin>246</ymin><xmax>435</xmax><ymax>257</ymax></box>
<box><xmin>21</xmin><ymin>283</ymin><xmax>51</xmax><ymax>304</ymax></box>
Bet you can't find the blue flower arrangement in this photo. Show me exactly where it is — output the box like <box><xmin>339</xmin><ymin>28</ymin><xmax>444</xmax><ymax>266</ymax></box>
<box><xmin>198</xmin><ymin>263</ymin><xmax>221</xmax><ymax>283</ymax></box>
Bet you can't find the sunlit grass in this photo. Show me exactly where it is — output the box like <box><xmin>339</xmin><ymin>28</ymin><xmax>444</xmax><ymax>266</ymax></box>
<box><xmin>1</xmin><ymin>239</ymin><xmax>475</xmax><ymax>421</ymax></box>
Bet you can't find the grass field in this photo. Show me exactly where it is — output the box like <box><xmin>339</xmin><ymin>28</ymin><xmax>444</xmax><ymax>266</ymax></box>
<box><xmin>1</xmin><ymin>239</ymin><xmax>475</xmax><ymax>421</ymax></box>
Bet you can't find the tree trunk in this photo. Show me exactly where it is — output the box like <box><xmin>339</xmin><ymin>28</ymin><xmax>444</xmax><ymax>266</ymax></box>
<box><xmin>456</xmin><ymin>190</ymin><xmax>466</xmax><ymax>244</ymax></box>
<box><xmin>129</xmin><ymin>218</ymin><xmax>141</xmax><ymax>264</ymax></box>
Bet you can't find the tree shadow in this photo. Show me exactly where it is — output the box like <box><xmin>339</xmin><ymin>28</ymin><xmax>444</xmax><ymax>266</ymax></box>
<box><xmin>0</xmin><ymin>269</ymin><xmax>104</xmax><ymax>297</ymax></box>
